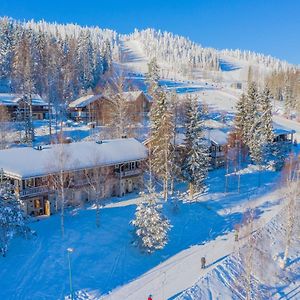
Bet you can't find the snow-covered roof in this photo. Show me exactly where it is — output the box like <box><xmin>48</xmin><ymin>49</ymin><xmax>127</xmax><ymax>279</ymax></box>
<box><xmin>204</xmin><ymin>129</ymin><xmax>228</xmax><ymax>145</ymax></box>
<box><xmin>0</xmin><ymin>93</ymin><xmax>47</xmax><ymax>106</ymax></box>
<box><xmin>121</xmin><ymin>91</ymin><xmax>144</xmax><ymax>102</ymax></box>
<box><xmin>68</xmin><ymin>91</ymin><xmax>148</xmax><ymax>109</ymax></box>
<box><xmin>68</xmin><ymin>94</ymin><xmax>102</xmax><ymax>109</ymax></box>
<box><xmin>0</xmin><ymin>138</ymin><xmax>148</xmax><ymax>179</ymax></box>
<box><xmin>173</xmin><ymin>129</ymin><xmax>228</xmax><ymax>146</ymax></box>
<box><xmin>273</xmin><ymin>123</ymin><xmax>296</xmax><ymax>136</ymax></box>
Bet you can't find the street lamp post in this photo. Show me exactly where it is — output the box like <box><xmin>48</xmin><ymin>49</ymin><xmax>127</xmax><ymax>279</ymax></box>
<box><xmin>67</xmin><ymin>247</ymin><xmax>74</xmax><ymax>300</ymax></box>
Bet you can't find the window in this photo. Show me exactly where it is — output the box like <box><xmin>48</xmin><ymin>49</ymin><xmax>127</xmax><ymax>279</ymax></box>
<box><xmin>26</xmin><ymin>178</ymin><xmax>35</xmax><ymax>188</ymax></box>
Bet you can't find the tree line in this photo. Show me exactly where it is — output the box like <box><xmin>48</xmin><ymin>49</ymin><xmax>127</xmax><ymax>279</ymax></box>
<box><xmin>0</xmin><ymin>17</ymin><xmax>116</xmax><ymax>114</ymax></box>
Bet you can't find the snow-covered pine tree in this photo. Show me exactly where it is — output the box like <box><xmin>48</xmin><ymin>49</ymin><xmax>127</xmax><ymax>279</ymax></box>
<box><xmin>0</xmin><ymin>17</ymin><xmax>14</xmax><ymax>81</ymax></box>
<box><xmin>182</xmin><ymin>95</ymin><xmax>210</xmax><ymax>200</ymax></box>
<box><xmin>77</xmin><ymin>30</ymin><xmax>94</xmax><ymax>90</ymax></box>
<box><xmin>244</xmin><ymin>82</ymin><xmax>259</xmax><ymax>146</ymax></box>
<box><xmin>0</xmin><ymin>181</ymin><xmax>31</xmax><ymax>256</ymax></box>
<box><xmin>258</xmin><ymin>86</ymin><xmax>275</xmax><ymax>164</ymax></box>
<box><xmin>234</xmin><ymin>93</ymin><xmax>248</xmax><ymax>145</ymax></box>
<box><xmin>101</xmin><ymin>39</ymin><xmax>112</xmax><ymax>74</ymax></box>
<box><xmin>283</xmin><ymin>82</ymin><xmax>295</xmax><ymax>118</ymax></box>
<box><xmin>248</xmin><ymin>125</ymin><xmax>264</xmax><ymax>166</ymax></box>
<box><xmin>150</xmin><ymin>89</ymin><xmax>174</xmax><ymax>201</ymax></box>
<box><xmin>146</xmin><ymin>57</ymin><xmax>160</xmax><ymax>99</ymax></box>
<box><xmin>169</xmin><ymin>91</ymin><xmax>182</xmax><ymax>194</ymax></box>
<box><xmin>0</xmin><ymin>106</ymin><xmax>11</xmax><ymax>150</ymax></box>
<box><xmin>131</xmin><ymin>189</ymin><xmax>171</xmax><ymax>253</ymax></box>
<box><xmin>259</xmin><ymin>86</ymin><xmax>274</xmax><ymax>143</ymax></box>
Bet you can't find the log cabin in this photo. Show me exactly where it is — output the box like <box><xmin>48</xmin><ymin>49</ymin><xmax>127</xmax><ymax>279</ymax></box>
<box><xmin>68</xmin><ymin>91</ymin><xmax>151</xmax><ymax>125</ymax></box>
<box><xmin>0</xmin><ymin>93</ymin><xmax>48</xmax><ymax>120</ymax></box>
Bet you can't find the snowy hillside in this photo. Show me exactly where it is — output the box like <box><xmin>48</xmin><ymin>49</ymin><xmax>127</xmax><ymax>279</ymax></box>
<box><xmin>176</xmin><ymin>204</ymin><xmax>300</xmax><ymax>300</ymax></box>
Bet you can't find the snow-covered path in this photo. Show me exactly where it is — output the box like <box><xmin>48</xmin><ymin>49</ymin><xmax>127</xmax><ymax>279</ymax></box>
<box><xmin>103</xmin><ymin>188</ymin><xmax>284</xmax><ymax>300</ymax></box>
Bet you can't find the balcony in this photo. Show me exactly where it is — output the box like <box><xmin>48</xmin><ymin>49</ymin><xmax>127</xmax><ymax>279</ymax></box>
<box><xmin>19</xmin><ymin>186</ymin><xmax>49</xmax><ymax>197</ymax></box>
<box><xmin>210</xmin><ymin>151</ymin><xmax>225</xmax><ymax>158</ymax></box>
<box><xmin>115</xmin><ymin>169</ymin><xmax>142</xmax><ymax>178</ymax></box>
<box><xmin>72</xmin><ymin>178</ymin><xmax>93</xmax><ymax>187</ymax></box>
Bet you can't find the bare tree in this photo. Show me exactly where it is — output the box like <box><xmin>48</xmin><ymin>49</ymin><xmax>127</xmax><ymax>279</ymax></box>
<box><xmin>47</xmin><ymin>139</ymin><xmax>73</xmax><ymax>237</ymax></box>
<box><xmin>233</xmin><ymin>208</ymin><xmax>258</xmax><ymax>300</ymax></box>
<box><xmin>85</xmin><ymin>157</ymin><xmax>112</xmax><ymax>228</ymax></box>
<box><xmin>104</xmin><ymin>75</ymin><xmax>136</xmax><ymax>139</ymax></box>
<box><xmin>280</xmin><ymin>156</ymin><xmax>300</xmax><ymax>269</ymax></box>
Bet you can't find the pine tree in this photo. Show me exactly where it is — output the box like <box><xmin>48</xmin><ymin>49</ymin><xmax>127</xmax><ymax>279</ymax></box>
<box><xmin>258</xmin><ymin>86</ymin><xmax>275</xmax><ymax>165</ymax></box>
<box><xmin>0</xmin><ymin>106</ymin><xmax>10</xmax><ymax>149</ymax></box>
<box><xmin>131</xmin><ymin>189</ymin><xmax>171</xmax><ymax>253</ymax></box>
<box><xmin>234</xmin><ymin>93</ymin><xmax>248</xmax><ymax>145</ymax></box>
<box><xmin>0</xmin><ymin>17</ymin><xmax>14</xmax><ymax>81</ymax></box>
<box><xmin>244</xmin><ymin>82</ymin><xmax>259</xmax><ymax>145</ymax></box>
<box><xmin>150</xmin><ymin>90</ymin><xmax>174</xmax><ymax>201</ymax></box>
<box><xmin>182</xmin><ymin>95</ymin><xmax>210</xmax><ymax>199</ymax></box>
<box><xmin>146</xmin><ymin>57</ymin><xmax>160</xmax><ymax>99</ymax></box>
<box><xmin>283</xmin><ymin>82</ymin><xmax>295</xmax><ymax>118</ymax></box>
<box><xmin>0</xmin><ymin>181</ymin><xmax>31</xmax><ymax>256</ymax></box>
<box><xmin>101</xmin><ymin>39</ymin><xmax>112</xmax><ymax>74</ymax></box>
<box><xmin>259</xmin><ymin>87</ymin><xmax>274</xmax><ymax>143</ymax></box>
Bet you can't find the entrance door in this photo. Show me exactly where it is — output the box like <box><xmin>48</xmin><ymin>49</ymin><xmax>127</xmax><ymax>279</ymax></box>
<box><xmin>44</xmin><ymin>200</ymin><xmax>51</xmax><ymax>216</ymax></box>
<box><xmin>34</xmin><ymin>198</ymin><xmax>44</xmax><ymax>216</ymax></box>
<box><xmin>127</xmin><ymin>180</ymin><xmax>133</xmax><ymax>193</ymax></box>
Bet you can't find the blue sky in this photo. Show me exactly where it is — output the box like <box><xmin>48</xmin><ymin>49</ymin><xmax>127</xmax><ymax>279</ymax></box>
<box><xmin>1</xmin><ymin>0</ymin><xmax>299</xmax><ymax>64</ymax></box>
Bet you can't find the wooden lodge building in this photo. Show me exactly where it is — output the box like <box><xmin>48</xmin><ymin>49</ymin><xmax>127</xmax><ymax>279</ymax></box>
<box><xmin>171</xmin><ymin>129</ymin><xmax>228</xmax><ymax>169</ymax></box>
<box><xmin>204</xmin><ymin>129</ymin><xmax>228</xmax><ymax>168</ymax></box>
<box><xmin>0</xmin><ymin>93</ymin><xmax>48</xmax><ymax>121</ymax></box>
<box><xmin>0</xmin><ymin>138</ymin><xmax>148</xmax><ymax>217</ymax></box>
<box><xmin>68</xmin><ymin>91</ymin><xmax>151</xmax><ymax>125</ymax></box>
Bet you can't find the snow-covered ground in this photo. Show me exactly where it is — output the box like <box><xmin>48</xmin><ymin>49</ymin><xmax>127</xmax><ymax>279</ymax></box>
<box><xmin>1</xmin><ymin>156</ymin><xmax>297</xmax><ymax>299</ymax></box>
<box><xmin>103</xmin><ymin>188</ymin><xmax>287</xmax><ymax>300</ymax></box>
<box><xmin>176</xmin><ymin>201</ymin><xmax>300</xmax><ymax>300</ymax></box>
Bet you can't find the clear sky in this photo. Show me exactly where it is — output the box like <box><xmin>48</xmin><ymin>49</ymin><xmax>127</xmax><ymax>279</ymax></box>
<box><xmin>1</xmin><ymin>0</ymin><xmax>299</xmax><ymax>64</ymax></box>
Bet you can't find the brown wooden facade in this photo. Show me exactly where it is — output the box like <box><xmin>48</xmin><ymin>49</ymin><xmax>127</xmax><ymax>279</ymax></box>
<box><xmin>5</xmin><ymin>161</ymin><xmax>144</xmax><ymax>217</ymax></box>
<box><xmin>69</xmin><ymin>91</ymin><xmax>151</xmax><ymax>125</ymax></box>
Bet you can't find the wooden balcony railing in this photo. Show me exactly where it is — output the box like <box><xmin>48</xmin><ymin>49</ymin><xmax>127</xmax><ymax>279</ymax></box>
<box><xmin>19</xmin><ymin>186</ymin><xmax>49</xmax><ymax>197</ymax></box>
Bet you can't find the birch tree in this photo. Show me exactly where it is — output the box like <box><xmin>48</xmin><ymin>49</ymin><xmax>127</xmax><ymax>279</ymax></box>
<box><xmin>47</xmin><ymin>141</ymin><xmax>72</xmax><ymax>237</ymax></box>
<box><xmin>85</xmin><ymin>161</ymin><xmax>112</xmax><ymax>228</ymax></box>
<box><xmin>104</xmin><ymin>76</ymin><xmax>136</xmax><ymax>139</ymax></box>
<box><xmin>280</xmin><ymin>157</ymin><xmax>300</xmax><ymax>269</ymax></box>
